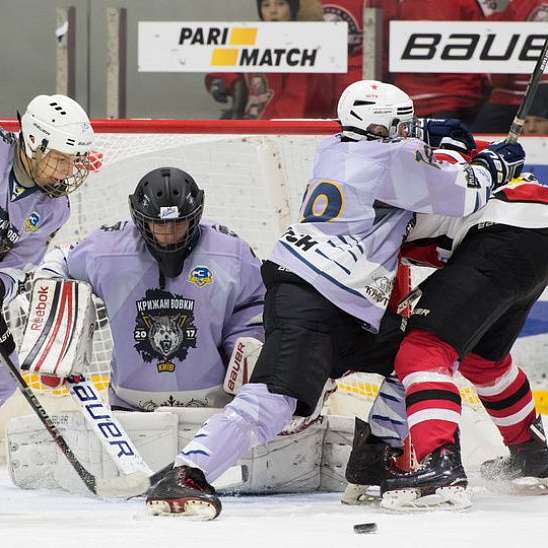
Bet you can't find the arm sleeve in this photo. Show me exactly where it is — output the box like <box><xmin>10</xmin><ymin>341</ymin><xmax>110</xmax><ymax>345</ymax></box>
<box><xmin>36</xmin><ymin>237</ymin><xmax>93</xmax><ymax>286</ymax></box>
<box><xmin>221</xmin><ymin>241</ymin><xmax>265</xmax><ymax>360</ymax></box>
<box><xmin>377</xmin><ymin>139</ymin><xmax>493</xmax><ymax>217</ymax></box>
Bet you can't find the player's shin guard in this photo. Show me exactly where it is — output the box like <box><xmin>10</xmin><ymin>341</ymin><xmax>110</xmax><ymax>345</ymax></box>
<box><xmin>459</xmin><ymin>353</ymin><xmax>536</xmax><ymax>447</ymax></box>
<box><xmin>395</xmin><ymin>329</ymin><xmax>462</xmax><ymax>463</ymax></box>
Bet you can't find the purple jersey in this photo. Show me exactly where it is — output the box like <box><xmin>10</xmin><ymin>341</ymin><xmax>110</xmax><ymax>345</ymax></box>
<box><xmin>269</xmin><ymin>135</ymin><xmax>493</xmax><ymax>331</ymax></box>
<box><xmin>40</xmin><ymin>221</ymin><xmax>265</xmax><ymax>411</ymax></box>
<box><xmin>0</xmin><ymin>128</ymin><xmax>70</xmax><ymax>300</ymax></box>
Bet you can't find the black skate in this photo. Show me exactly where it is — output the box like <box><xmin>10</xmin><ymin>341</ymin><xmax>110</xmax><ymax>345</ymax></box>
<box><xmin>341</xmin><ymin>418</ymin><xmax>403</xmax><ymax>505</ymax></box>
<box><xmin>146</xmin><ymin>465</ymin><xmax>222</xmax><ymax>520</ymax></box>
<box><xmin>380</xmin><ymin>441</ymin><xmax>470</xmax><ymax>511</ymax></box>
<box><xmin>480</xmin><ymin>416</ymin><xmax>548</xmax><ymax>495</ymax></box>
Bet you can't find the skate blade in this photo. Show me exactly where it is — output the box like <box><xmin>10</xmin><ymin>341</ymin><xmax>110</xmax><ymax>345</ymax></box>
<box><xmin>146</xmin><ymin>498</ymin><xmax>220</xmax><ymax>520</ymax></box>
<box><xmin>341</xmin><ymin>483</ymin><xmax>380</xmax><ymax>505</ymax></box>
<box><xmin>380</xmin><ymin>486</ymin><xmax>471</xmax><ymax>512</ymax></box>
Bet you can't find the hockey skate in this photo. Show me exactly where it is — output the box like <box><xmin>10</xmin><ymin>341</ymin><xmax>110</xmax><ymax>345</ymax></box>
<box><xmin>380</xmin><ymin>441</ymin><xmax>470</xmax><ymax>511</ymax></box>
<box><xmin>480</xmin><ymin>416</ymin><xmax>548</xmax><ymax>495</ymax></box>
<box><xmin>146</xmin><ymin>465</ymin><xmax>222</xmax><ymax>520</ymax></box>
<box><xmin>341</xmin><ymin>418</ymin><xmax>404</xmax><ymax>505</ymax></box>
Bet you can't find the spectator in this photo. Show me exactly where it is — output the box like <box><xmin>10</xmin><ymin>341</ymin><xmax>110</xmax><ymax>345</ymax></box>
<box><xmin>523</xmin><ymin>84</ymin><xmax>548</xmax><ymax>136</ymax></box>
<box><xmin>472</xmin><ymin>0</ymin><xmax>548</xmax><ymax>133</ymax></box>
<box><xmin>393</xmin><ymin>0</ymin><xmax>490</xmax><ymax>126</ymax></box>
<box><xmin>205</xmin><ymin>0</ymin><xmax>336</xmax><ymax>119</ymax></box>
<box><xmin>321</xmin><ymin>0</ymin><xmax>364</xmax><ymax>96</ymax></box>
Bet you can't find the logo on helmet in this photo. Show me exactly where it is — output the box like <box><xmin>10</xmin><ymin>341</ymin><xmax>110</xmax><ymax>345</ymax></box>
<box><xmin>160</xmin><ymin>206</ymin><xmax>179</xmax><ymax>219</ymax></box>
<box><xmin>189</xmin><ymin>265</ymin><xmax>214</xmax><ymax>287</ymax></box>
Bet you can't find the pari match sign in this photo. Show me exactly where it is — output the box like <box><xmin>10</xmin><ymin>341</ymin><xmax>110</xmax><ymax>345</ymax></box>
<box><xmin>390</xmin><ymin>21</ymin><xmax>548</xmax><ymax>73</ymax></box>
<box><xmin>138</xmin><ymin>22</ymin><xmax>348</xmax><ymax>73</ymax></box>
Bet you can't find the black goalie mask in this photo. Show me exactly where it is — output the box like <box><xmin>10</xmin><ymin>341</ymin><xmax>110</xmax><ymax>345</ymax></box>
<box><xmin>129</xmin><ymin>167</ymin><xmax>204</xmax><ymax>278</ymax></box>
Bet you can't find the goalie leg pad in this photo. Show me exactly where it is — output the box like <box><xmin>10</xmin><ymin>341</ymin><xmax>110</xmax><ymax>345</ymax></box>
<box><xmin>159</xmin><ymin>406</ymin><xmax>330</xmax><ymax>494</ymax></box>
<box><xmin>7</xmin><ymin>410</ymin><xmax>177</xmax><ymax>495</ymax></box>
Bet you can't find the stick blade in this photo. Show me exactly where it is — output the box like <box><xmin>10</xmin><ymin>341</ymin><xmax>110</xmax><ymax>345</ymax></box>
<box><xmin>95</xmin><ymin>471</ymin><xmax>151</xmax><ymax>498</ymax></box>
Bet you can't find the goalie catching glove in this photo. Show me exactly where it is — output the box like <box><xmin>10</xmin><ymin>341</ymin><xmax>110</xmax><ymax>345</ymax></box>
<box><xmin>19</xmin><ymin>278</ymin><xmax>96</xmax><ymax>385</ymax></box>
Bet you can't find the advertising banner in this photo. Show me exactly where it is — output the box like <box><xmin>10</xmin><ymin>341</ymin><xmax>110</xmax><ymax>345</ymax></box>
<box><xmin>138</xmin><ymin>22</ymin><xmax>348</xmax><ymax>73</ymax></box>
<box><xmin>390</xmin><ymin>21</ymin><xmax>548</xmax><ymax>73</ymax></box>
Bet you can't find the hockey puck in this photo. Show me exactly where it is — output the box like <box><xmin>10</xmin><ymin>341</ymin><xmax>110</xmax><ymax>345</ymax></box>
<box><xmin>353</xmin><ymin>522</ymin><xmax>377</xmax><ymax>534</ymax></box>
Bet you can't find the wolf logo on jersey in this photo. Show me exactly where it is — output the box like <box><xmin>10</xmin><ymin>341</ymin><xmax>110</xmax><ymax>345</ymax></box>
<box><xmin>134</xmin><ymin>289</ymin><xmax>197</xmax><ymax>373</ymax></box>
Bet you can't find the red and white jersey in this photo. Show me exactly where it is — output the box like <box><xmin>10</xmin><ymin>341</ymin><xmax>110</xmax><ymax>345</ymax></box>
<box><xmin>403</xmin><ymin>145</ymin><xmax>548</xmax><ymax>268</ymax></box>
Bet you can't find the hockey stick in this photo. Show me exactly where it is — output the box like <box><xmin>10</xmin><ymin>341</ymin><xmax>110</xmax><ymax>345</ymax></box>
<box><xmin>507</xmin><ymin>36</ymin><xmax>548</xmax><ymax>143</ymax></box>
<box><xmin>0</xmin><ymin>347</ymin><xmax>151</xmax><ymax>498</ymax></box>
<box><xmin>67</xmin><ymin>376</ymin><xmax>153</xmax><ymax>476</ymax></box>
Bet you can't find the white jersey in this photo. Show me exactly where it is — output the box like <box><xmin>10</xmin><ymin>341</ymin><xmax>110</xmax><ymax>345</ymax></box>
<box><xmin>269</xmin><ymin>134</ymin><xmax>493</xmax><ymax>331</ymax></box>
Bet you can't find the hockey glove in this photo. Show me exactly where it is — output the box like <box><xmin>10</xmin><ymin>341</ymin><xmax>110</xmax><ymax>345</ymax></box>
<box><xmin>413</xmin><ymin>118</ymin><xmax>476</xmax><ymax>154</ymax></box>
<box><xmin>209</xmin><ymin>78</ymin><xmax>230</xmax><ymax>103</ymax></box>
<box><xmin>471</xmin><ymin>140</ymin><xmax>525</xmax><ymax>188</ymax></box>
<box><xmin>0</xmin><ymin>279</ymin><xmax>15</xmax><ymax>357</ymax></box>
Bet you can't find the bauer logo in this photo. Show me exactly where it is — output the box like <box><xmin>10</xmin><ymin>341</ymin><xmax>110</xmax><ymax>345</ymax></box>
<box><xmin>390</xmin><ymin>21</ymin><xmax>548</xmax><ymax>73</ymax></box>
<box><xmin>138</xmin><ymin>22</ymin><xmax>347</xmax><ymax>73</ymax></box>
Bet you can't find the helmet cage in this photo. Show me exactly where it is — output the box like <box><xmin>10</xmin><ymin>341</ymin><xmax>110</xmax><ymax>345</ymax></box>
<box><xmin>27</xmin><ymin>143</ymin><xmax>91</xmax><ymax>198</ymax></box>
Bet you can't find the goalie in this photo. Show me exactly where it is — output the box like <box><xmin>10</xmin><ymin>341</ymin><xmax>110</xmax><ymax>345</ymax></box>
<box><xmin>33</xmin><ymin>166</ymin><xmax>265</xmax><ymax>412</ymax></box>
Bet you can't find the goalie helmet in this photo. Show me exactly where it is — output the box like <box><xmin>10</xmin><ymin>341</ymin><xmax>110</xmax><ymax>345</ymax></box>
<box><xmin>19</xmin><ymin>94</ymin><xmax>94</xmax><ymax>197</ymax></box>
<box><xmin>337</xmin><ymin>80</ymin><xmax>414</xmax><ymax>141</ymax></box>
<box><xmin>129</xmin><ymin>167</ymin><xmax>205</xmax><ymax>278</ymax></box>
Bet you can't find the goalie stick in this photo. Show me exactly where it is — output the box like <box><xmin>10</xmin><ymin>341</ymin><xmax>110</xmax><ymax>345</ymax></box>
<box><xmin>507</xmin><ymin>36</ymin><xmax>548</xmax><ymax>143</ymax></box>
<box><xmin>0</xmin><ymin>346</ymin><xmax>152</xmax><ymax>498</ymax></box>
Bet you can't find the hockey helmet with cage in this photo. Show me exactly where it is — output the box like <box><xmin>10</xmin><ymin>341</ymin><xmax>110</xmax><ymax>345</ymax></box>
<box><xmin>337</xmin><ymin>80</ymin><xmax>414</xmax><ymax>141</ymax></box>
<box><xmin>19</xmin><ymin>94</ymin><xmax>94</xmax><ymax>197</ymax></box>
<box><xmin>129</xmin><ymin>167</ymin><xmax>205</xmax><ymax>278</ymax></box>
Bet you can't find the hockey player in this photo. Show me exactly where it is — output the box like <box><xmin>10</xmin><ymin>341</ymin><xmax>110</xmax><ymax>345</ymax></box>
<box><xmin>143</xmin><ymin>80</ymin><xmax>525</xmax><ymax>519</ymax></box>
<box><xmin>345</xmin><ymin>170</ymin><xmax>548</xmax><ymax>510</ymax></box>
<box><xmin>36</xmin><ymin>167</ymin><xmax>265</xmax><ymax>412</ymax></box>
<box><xmin>0</xmin><ymin>94</ymin><xmax>95</xmax><ymax>408</ymax></box>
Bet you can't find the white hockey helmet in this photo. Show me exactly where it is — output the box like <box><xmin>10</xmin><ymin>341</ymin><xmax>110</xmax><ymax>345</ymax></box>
<box><xmin>337</xmin><ymin>80</ymin><xmax>414</xmax><ymax>141</ymax></box>
<box><xmin>19</xmin><ymin>94</ymin><xmax>94</xmax><ymax>197</ymax></box>
<box><xmin>20</xmin><ymin>94</ymin><xmax>94</xmax><ymax>158</ymax></box>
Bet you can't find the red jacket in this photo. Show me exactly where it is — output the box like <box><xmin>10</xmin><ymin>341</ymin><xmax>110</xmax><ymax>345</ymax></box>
<box><xmin>205</xmin><ymin>72</ymin><xmax>337</xmax><ymax>119</ymax></box>
<box><xmin>394</xmin><ymin>0</ymin><xmax>489</xmax><ymax>116</ymax></box>
<box><xmin>321</xmin><ymin>0</ymin><xmax>365</xmax><ymax>95</ymax></box>
<box><xmin>488</xmin><ymin>1</ymin><xmax>548</xmax><ymax>106</ymax></box>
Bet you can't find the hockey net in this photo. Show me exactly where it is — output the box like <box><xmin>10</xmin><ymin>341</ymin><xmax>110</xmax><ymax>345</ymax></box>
<box><xmin>1</xmin><ymin>119</ymin><xmax>480</xmax><ymax>414</ymax></box>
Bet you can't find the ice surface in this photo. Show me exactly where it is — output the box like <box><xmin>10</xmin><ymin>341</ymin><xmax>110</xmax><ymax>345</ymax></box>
<box><xmin>1</xmin><ymin>467</ymin><xmax>547</xmax><ymax>548</ymax></box>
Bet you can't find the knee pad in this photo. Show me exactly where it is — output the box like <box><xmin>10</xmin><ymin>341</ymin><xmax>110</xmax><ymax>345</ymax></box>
<box><xmin>395</xmin><ymin>329</ymin><xmax>459</xmax><ymax>382</ymax></box>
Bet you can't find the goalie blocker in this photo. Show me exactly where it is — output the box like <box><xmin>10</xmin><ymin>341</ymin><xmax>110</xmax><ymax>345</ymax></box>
<box><xmin>19</xmin><ymin>278</ymin><xmax>96</xmax><ymax>383</ymax></box>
